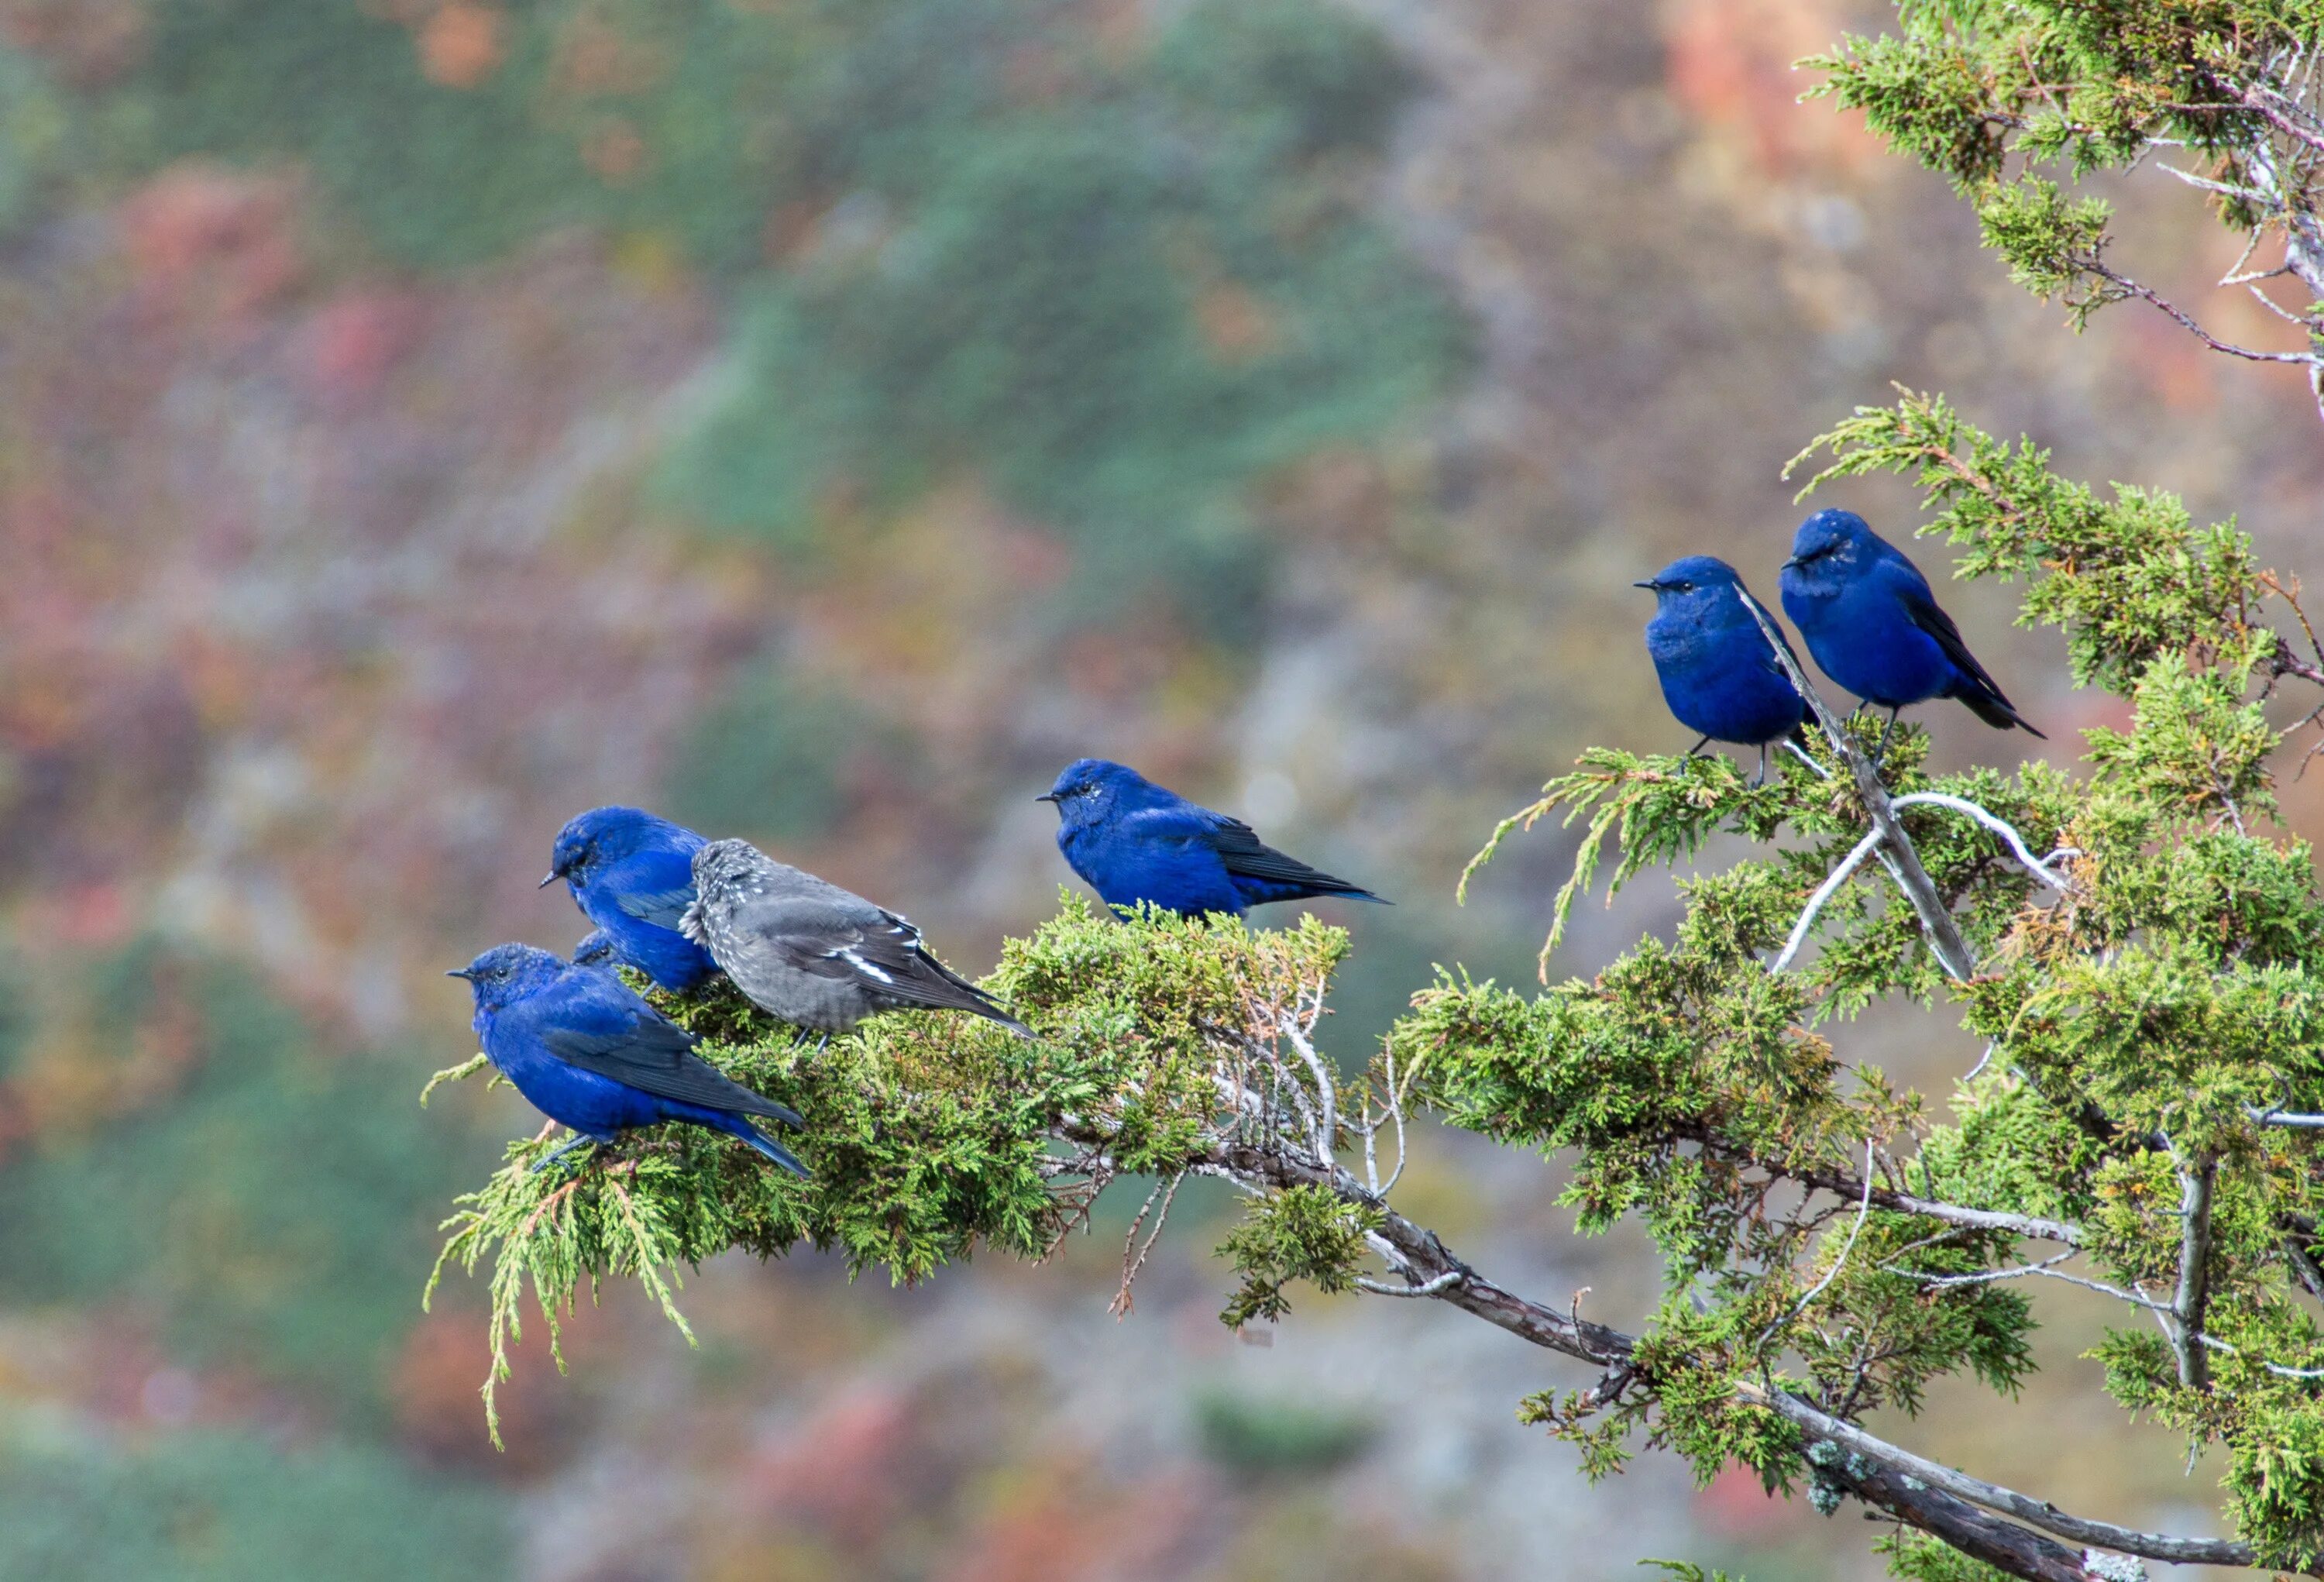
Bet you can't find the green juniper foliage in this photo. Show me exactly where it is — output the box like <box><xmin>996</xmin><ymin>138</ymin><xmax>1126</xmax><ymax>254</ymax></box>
<box><xmin>1808</xmin><ymin>2</ymin><xmax>2324</xmax><ymax>419</ymax></box>
<box><xmin>1639</xmin><ymin>1563</ymin><xmax>1745</xmax><ymax>1582</ymax></box>
<box><xmin>432</xmin><ymin>395</ymin><xmax>2324</xmax><ymax>1578</ymax></box>
<box><xmin>1876</xmin><ymin>1530</ymin><xmax>2019</xmax><ymax>1582</ymax></box>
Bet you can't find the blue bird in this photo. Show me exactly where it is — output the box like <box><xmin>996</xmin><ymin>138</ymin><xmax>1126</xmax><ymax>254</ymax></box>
<box><xmin>1779</xmin><ymin>509</ymin><xmax>2044</xmax><ymax>764</ymax></box>
<box><xmin>1635</xmin><ymin>555</ymin><xmax>1807</xmax><ymax>786</ymax></box>
<box><xmin>544</xmin><ymin>806</ymin><xmax>720</xmax><ymax>993</ymax></box>
<box><xmin>450</xmin><ymin>943</ymin><xmax>808</xmax><ymax>1177</ymax></box>
<box><xmin>1039</xmin><ymin>758</ymin><xmax>1385</xmax><ymax>919</ymax></box>
<box><xmin>572</xmin><ymin>929</ymin><xmax>617</xmax><ymax>969</ymax></box>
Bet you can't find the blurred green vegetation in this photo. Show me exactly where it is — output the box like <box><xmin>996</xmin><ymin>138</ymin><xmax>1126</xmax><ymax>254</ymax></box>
<box><xmin>51</xmin><ymin>0</ymin><xmax>1466</xmax><ymax>630</ymax></box>
<box><xmin>0</xmin><ymin>944</ymin><xmax>492</xmax><ymax>1414</ymax></box>
<box><xmin>665</xmin><ymin>664</ymin><xmax>892</xmax><ymax>844</ymax></box>
<box><xmin>0</xmin><ymin>46</ymin><xmax>70</xmax><ymax>240</ymax></box>
<box><xmin>1192</xmin><ymin>1388</ymin><xmax>1376</xmax><ymax>1476</ymax></box>
<box><xmin>665</xmin><ymin>0</ymin><xmax>1467</xmax><ymax>628</ymax></box>
<box><xmin>0</xmin><ymin>1409</ymin><xmax>509</xmax><ymax>1581</ymax></box>
<box><xmin>0</xmin><ymin>961</ymin><xmax>29</xmax><ymax>1083</ymax></box>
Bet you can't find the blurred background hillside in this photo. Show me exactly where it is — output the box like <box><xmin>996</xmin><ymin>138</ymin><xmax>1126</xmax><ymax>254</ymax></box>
<box><xmin>0</xmin><ymin>1</ymin><xmax>2318</xmax><ymax>1577</ymax></box>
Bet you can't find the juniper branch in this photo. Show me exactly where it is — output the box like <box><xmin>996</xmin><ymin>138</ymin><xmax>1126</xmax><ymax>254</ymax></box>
<box><xmin>1176</xmin><ymin>1133</ymin><xmax>2263</xmax><ymax>1577</ymax></box>
<box><xmin>1739</xmin><ymin>591</ymin><xmax>1978</xmax><ymax>979</ymax></box>
<box><xmin>2174</xmin><ymin>1153</ymin><xmax>2219</xmax><ymax>1392</ymax></box>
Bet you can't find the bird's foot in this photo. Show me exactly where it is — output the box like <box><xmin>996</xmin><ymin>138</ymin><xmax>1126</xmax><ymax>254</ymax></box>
<box><xmin>1872</xmin><ymin>710</ymin><xmax>1901</xmax><ymax>772</ymax></box>
<box><xmin>530</xmin><ymin>1133</ymin><xmax>598</xmax><ymax>1176</ymax></box>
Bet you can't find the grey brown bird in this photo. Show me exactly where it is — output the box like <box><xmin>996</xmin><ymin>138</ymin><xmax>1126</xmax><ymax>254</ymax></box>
<box><xmin>681</xmin><ymin>839</ymin><xmax>1033</xmax><ymax>1040</ymax></box>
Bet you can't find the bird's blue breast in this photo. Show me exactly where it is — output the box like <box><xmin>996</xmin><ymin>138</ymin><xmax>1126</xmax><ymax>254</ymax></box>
<box><xmin>478</xmin><ymin>1005</ymin><xmax>669</xmax><ymax>1136</ymax></box>
<box><xmin>1645</xmin><ymin>607</ymin><xmax>1803</xmax><ymax>746</ymax></box>
<box><xmin>1058</xmin><ymin>822</ymin><xmax>1245</xmax><ymax>917</ymax></box>
<box><xmin>571</xmin><ymin>851</ymin><xmax>717</xmax><ymax>992</ymax></box>
<box><xmin>1782</xmin><ymin>569</ymin><xmax>1956</xmax><ymax>710</ymax></box>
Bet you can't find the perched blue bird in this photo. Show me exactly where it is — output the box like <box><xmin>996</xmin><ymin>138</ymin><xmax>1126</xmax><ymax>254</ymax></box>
<box><xmin>571</xmin><ymin>928</ymin><xmax>617</xmax><ymax>969</ymax></box>
<box><xmin>1040</xmin><ymin>758</ymin><xmax>1385</xmax><ymax>919</ymax></box>
<box><xmin>544</xmin><ymin>806</ymin><xmax>720</xmax><ymax>993</ymax></box>
<box><xmin>1635</xmin><ymin>555</ymin><xmax>1806</xmax><ymax>786</ymax></box>
<box><xmin>1779</xmin><ymin>509</ymin><xmax>2044</xmax><ymax>763</ymax></box>
<box><xmin>451</xmin><ymin>943</ymin><xmax>807</xmax><ymax>1176</ymax></box>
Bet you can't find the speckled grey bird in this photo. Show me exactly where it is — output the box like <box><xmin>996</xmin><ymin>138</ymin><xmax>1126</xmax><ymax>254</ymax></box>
<box><xmin>681</xmin><ymin>838</ymin><xmax>1033</xmax><ymax>1040</ymax></box>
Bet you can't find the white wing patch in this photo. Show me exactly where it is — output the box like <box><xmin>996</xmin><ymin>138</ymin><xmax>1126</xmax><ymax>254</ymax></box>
<box><xmin>833</xmin><ymin>947</ymin><xmax>895</xmax><ymax>984</ymax></box>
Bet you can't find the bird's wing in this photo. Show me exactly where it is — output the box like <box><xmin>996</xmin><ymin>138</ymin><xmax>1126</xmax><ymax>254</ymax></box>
<box><xmin>1889</xmin><ymin>569</ymin><xmax>2009</xmax><ymax>700</ymax></box>
<box><xmin>541</xmin><ymin>980</ymin><xmax>803</xmax><ymax>1125</ymax></box>
<box><xmin>1187</xmin><ymin>811</ymin><xmax>1380</xmax><ymax>901</ymax></box>
<box><xmin>1884</xmin><ymin>566</ymin><xmax>2047</xmax><ymax>736</ymax></box>
<box><xmin>601</xmin><ymin>845</ymin><xmax>699</xmax><ymax>931</ymax></box>
<box><xmin>738</xmin><ymin>892</ymin><xmax>1031</xmax><ymax>1030</ymax></box>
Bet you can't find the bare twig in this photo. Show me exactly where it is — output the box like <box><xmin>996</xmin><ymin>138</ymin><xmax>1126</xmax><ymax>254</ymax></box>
<box><xmin>2251</xmin><ymin>1105</ymin><xmax>2324</xmax><ymax>1129</ymax></box>
<box><xmin>1899</xmin><ymin>1250</ymin><xmax>2078</xmax><ymax>1289</ymax></box>
<box><xmin>1281</xmin><ymin>1013</ymin><xmax>1338</xmax><ymax>1168</ymax></box>
<box><xmin>1756</xmin><ymin>1141</ymin><xmax>1877</xmax><ymax>1361</ymax></box>
<box><xmin>1897</xmin><ymin>1257</ymin><xmax>2177</xmax><ymax>1315</ymax></box>
<box><xmin>1725</xmin><ymin>1147</ymin><xmax>2084</xmax><ymax>1247</ymax></box>
<box><xmin>1773</xmin><ymin>828</ymin><xmax>1885</xmax><ymax>972</ymax></box>
<box><xmin>1773</xmin><ymin>794</ymin><xmax>2074</xmax><ymax>972</ymax></box>
<box><xmin>1111</xmin><ymin>1173</ymin><xmax>1183</xmax><ymax>1318</ymax></box>
<box><xmin>2078</xmin><ymin>253</ymin><xmax>2320</xmax><ymax>366</ymax></box>
<box><xmin>1888</xmin><ymin>793</ymin><xmax>2080</xmax><ymax>889</ymax></box>
<box><xmin>1380</xmin><ymin>1043</ymin><xmax>1411</xmax><ymax>1196</ymax></box>
<box><xmin>2193</xmin><ymin>1331</ymin><xmax>2324</xmax><ymax>1381</ymax></box>
<box><xmin>1357</xmin><ymin>1269</ymin><xmax>1463</xmax><ymax>1298</ymax></box>
<box><xmin>1744</xmin><ymin>1378</ymin><xmax>2254</xmax><ymax>1570</ymax></box>
<box><xmin>2153</xmin><ymin>160</ymin><xmax>2278</xmax><ymax>204</ymax></box>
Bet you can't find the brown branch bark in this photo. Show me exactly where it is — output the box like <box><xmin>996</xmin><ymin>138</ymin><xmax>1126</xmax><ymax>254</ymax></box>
<box><xmin>2175</xmin><ymin>1154</ymin><xmax>2219</xmax><ymax>1391</ymax></box>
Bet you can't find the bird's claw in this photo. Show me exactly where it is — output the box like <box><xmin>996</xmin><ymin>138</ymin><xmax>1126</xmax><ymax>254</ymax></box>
<box><xmin>530</xmin><ymin>1134</ymin><xmax>599</xmax><ymax>1176</ymax></box>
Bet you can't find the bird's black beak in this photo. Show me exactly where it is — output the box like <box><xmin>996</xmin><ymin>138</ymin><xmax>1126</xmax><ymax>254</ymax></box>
<box><xmin>538</xmin><ymin>871</ymin><xmax>559</xmax><ymax>889</ymax></box>
<box><xmin>1631</xmin><ymin>579</ymin><xmax>1658</xmax><ymax>590</ymax></box>
<box><xmin>446</xmin><ymin>968</ymin><xmax>474</xmax><ymax>981</ymax></box>
<box><xmin>1034</xmin><ymin>793</ymin><xmax>1059</xmax><ymax>803</ymax></box>
<box><xmin>1781</xmin><ymin>555</ymin><xmax>1802</xmax><ymax>569</ymax></box>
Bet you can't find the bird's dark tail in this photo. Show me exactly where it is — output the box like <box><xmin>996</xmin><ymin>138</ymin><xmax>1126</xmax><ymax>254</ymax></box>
<box><xmin>985</xmin><ymin>1008</ymin><xmax>1037</xmax><ymax>1038</ymax></box>
<box><xmin>1953</xmin><ymin>680</ymin><xmax>2047</xmax><ymax>739</ymax></box>
<box><xmin>1232</xmin><ymin>876</ymin><xmax>1391</xmax><ymax>909</ymax></box>
<box><xmin>954</xmin><ymin>978</ymin><xmax>1036</xmax><ymax>1040</ymax></box>
<box><xmin>734</xmin><ymin>1119</ymin><xmax>810</xmax><ymax>1178</ymax></box>
<box><xmin>733</xmin><ymin>1090</ymin><xmax>807</xmax><ymax>1129</ymax></box>
<box><xmin>913</xmin><ymin>950</ymin><xmax>1037</xmax><ymax>1039</ymax></box>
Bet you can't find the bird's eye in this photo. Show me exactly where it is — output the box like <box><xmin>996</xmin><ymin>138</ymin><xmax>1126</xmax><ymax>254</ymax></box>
<box><xmin>1674</xmin><ymin>581</ymin><xmax>1693</xmax><ymax>592</ymax></box>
